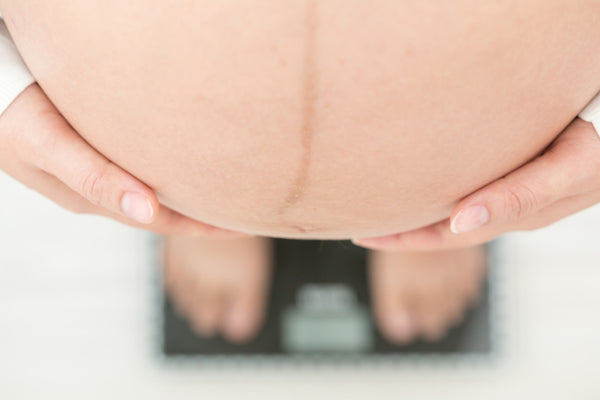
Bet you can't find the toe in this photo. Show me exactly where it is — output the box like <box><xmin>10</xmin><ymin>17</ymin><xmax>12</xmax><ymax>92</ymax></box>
<box><xmin>222</xmin><ymin>287</ymin><xmax>266</xmax><ymax>343</ymax></box>
<box><xmin>443</xmin><ymin>295</ymin><xmax>466</xmax><ymax>328</ymax></box>
<box><xmin>374</xmin><ymin>300</ymin><xmax>417</xmax><ymax>345</ymax></box>
<box><xmin>189</xmin><ymin>287</ymin><xmax>223</xmax><ymax>337</ymax></box>
<box><xmin>411</xmin><ymin>277</ymin><xmax>458</xmax><ymax>342</ymax></box>
<box><xmin>415</xmin><ymin>305</ymin><xmax>453</xmax><ymax>342</ymax></box>
<box><xmin>368</xmin><ymin>250</ymin><xmax>419</xmax><ymax>345</ymax></box>
<box><xmin>168</xmin><ymin>279</ymin><xmax>197</xmax><ymax>320</ymax></box>
<box><xmin>162</xmin><ymin>250</ymin><xmax>198</xmax><ymax>320</ymax></box>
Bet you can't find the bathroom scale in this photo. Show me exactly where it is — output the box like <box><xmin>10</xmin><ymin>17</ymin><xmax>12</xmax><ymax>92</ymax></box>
<box><xmin>153</xmin><ymin>238</ymin><xmax>503</xmax><ymax>363</ymax></box>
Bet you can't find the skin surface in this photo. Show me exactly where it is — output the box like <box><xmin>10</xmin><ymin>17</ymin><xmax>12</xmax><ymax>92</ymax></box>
<box><xmin>2</xmin><ymin>0</ymin><xmax>600</xmax><ymax>240</ymax></box>
<box><xmin>164</xmin><ymin>235</ymin><xmax>272</xmax><ymax>343</ymax></box>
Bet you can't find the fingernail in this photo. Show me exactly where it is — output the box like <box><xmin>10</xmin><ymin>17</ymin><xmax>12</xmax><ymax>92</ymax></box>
<box><xmin>121</xmin><ymin>192</ymin><xmax>154</xmax><ymax>223</ymax></box>
<box><xmin>450</xmin><ymin>205</ymin><xmax>489</xmax><ymax>233</ymax></box>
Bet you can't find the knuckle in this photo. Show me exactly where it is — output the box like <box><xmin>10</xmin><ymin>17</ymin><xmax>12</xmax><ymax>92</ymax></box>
<box><xmin>77</xmin><ymin>163</ymin><xmax>111</xmax><ymax>206</ymax></box>
<box><xmin>503</xmin><ymin>182</ymin><xmax>538</xmax><ymax>222</ymax></box>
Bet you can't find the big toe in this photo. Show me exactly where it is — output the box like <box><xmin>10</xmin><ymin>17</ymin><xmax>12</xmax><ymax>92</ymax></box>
<box><xmin>222</xmin><ymin>288</ymin><xmax>267</xmax><ymax>343</ymax></box>
<box><xmin>374</xmin><ymin>298</ymin><xmax>417</xmax><ymax>345</ymax></box>
<box><xmin>188</xmin><ymin>288</ymin><xmax>223</xmax><ymax>336</ymax></box>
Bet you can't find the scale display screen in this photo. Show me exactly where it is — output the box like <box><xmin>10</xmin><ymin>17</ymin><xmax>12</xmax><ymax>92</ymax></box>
<box><xmin>282</xmin><ymin>284</ymin><xmax>372</xmax><ymax>353</ymax></box>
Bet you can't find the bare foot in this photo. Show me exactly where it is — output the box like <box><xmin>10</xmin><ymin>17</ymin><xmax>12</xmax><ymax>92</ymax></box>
<box><xmin>163</xmin><ymin>235</ymin><xmax>272</xmax><ymax>343</ymax></box>
<box><xmin>368</xmin><ymin>245</ymin><xmax>487</xmax><ymax>345</ymax></box>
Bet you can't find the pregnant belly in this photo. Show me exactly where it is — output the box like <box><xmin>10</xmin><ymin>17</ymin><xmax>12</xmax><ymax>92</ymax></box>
<box><xmin>2</xmin><ymin>0</ymin><xmax>600</xmax><ymax>239</ymax></box>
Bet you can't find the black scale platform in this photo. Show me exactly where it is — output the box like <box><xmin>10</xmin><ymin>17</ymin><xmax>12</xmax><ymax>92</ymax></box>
<box><xmin>159</xmin><ymin>239</ymin><xmax>497</xmax><ymax>358</ymax></box>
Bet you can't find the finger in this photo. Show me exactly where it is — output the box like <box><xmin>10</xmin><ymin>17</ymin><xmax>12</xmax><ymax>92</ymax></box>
<box><xmin>12</xmin><ymin>86</ymin><xmax>161</xmax><ymax>225</ymax></box>
<box><xmin>354</xmin><ymin>190</ymin><xmax>600</xmax><ymax>251</ymax></box>
<box><xmin>36</xmin><ymin>123</ymin><xmax>160</xmax><ymax>224</ymax></box>
<box><xmin>353</xmin><ymin>118</ymin><xmax>600</xmax><ymax>251</ymax></box>
<box><xmin>24</xmin><ymin>101</ymin><xmax>248</xmax><ymax>236</ymax></box>
<box><xmin>17</xmin><ymin>166</ymin><xmax>251</xmax><ymax>237</ymax></box>
<box><xmin>449</xmin><ymin>118</ymin><xmax>600</xmax><ymax>234</ymax></box>
<box><xmin>223</xmin><ymin>286</ymin><xmax>267</xmax><ymax>343</ymax></box>
<box><xmin>353</xmin><ymin>219</ymin><xmax>481</xmax><ymax>251</ymax></box>
<box><xmin>511</xmin><ymin>189</ymin><xmax>600</xmax><ymax>231</ymax></box>
<box><xmin>0</xmin><ymin>84</ymin><xmax>246</xmax><ymax>236</ymax></box>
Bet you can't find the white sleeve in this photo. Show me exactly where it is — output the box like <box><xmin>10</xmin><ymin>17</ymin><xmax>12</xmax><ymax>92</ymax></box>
<box><xmin>0</xmin><ymin>17</ymin><xmax>35</xmax><ymax>117</ymax></box>
<box><xmin>578</xmin><ymin>90</ymin><xmax>600</xmax><ymax>136</ymax></box>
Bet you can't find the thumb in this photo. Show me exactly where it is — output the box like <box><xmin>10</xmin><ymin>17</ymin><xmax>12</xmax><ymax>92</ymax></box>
<box><xmin>450</xmin><ymin>144</ymin><xmax>574</xmax><ymax>234</ymax></box>
<box><xmin>33</xmin><ymin>111</ymin><xmax>159</xmax><ymax>224</ymax></box>
<box><xmin>449</xmin><ymin>117</ymin><xmax>600</xmax><ymax>234</ymax></box>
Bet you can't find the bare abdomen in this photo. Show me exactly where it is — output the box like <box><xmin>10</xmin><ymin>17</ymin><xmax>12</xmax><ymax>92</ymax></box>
<box><xmin>2</xmin><ymin>0</ymin><xmax>600</xmax><ymax>238</ymax></box>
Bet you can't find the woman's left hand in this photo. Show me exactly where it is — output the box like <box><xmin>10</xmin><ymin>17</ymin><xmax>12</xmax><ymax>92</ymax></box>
<box><xmin>353</xmin><ymin>117</ymin><xmax>600</xmax><ymax>251</ymax></box>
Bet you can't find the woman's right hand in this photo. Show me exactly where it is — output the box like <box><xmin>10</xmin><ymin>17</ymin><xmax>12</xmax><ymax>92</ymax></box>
<box><xmin>0</xmin><ymin>82</ymin><xmax>246</xmax><ymax>237</ymax></box>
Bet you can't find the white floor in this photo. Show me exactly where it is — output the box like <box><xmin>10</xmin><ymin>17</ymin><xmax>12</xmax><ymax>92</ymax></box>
<box><xmin>0</xmin><ymin>170</ymin><xmax>599</xmax><ymax>400</ymax></box>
